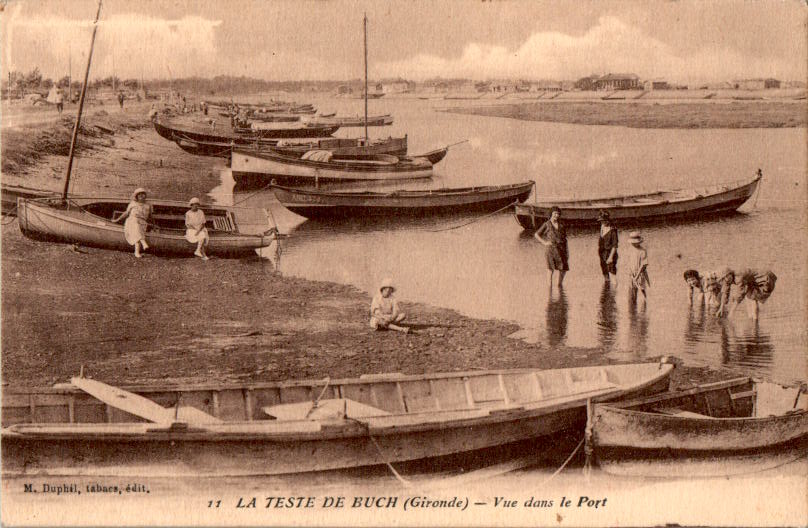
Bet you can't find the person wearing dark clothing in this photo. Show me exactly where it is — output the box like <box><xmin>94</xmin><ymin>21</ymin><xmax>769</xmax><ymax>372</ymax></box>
<box><xmin>117</xmin><ymin>91</ymin><xmax>124</xmax><ymax>109</ymax></box>
<box><xmin>535</xmin><ymin>206</ymin><xmax>568</xmax><ymax>287</ymax></box>
<box><xmin>597</xmin><ymin>210</ymin><xmax>618</xmax><ymax>285</ymax></box>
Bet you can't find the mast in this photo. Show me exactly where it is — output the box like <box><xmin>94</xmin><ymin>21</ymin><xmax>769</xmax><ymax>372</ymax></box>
<box><xmin>363</xmin><ymin>13</ymin><xmax>368</xmax><ymax>140</ymax></box>
<box><xmin>62</xmin><ymin>0</ymin><xmax>103</xmax><ymax>201</ymax></box>
<box><xmin>68</xmin><ymin>49</ymin><xmax>72</xmax><ymax>102</ymax></box>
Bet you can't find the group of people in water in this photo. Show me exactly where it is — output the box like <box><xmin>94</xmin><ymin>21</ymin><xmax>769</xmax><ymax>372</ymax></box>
<box><xmin>117</xmin><ymin>189</ymin><xmax>210</xmax><ymax>260</ymax></box>
<box><xmin>532</xmin><ymin>206</ymin><xmax>774</xmax><ymax>320</ymax></box>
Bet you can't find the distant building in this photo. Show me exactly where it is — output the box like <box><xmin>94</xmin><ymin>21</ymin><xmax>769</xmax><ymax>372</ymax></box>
<box><xmin>381</xmin><ymin>80</ymin><xmax>415</xmax><ymax>94</ymax></box>
<box><xmin>764</xmin><ymin>78</ymin><xmax>781</xmax><ymax>89</ymax></box>
<box><xmin>575</xmin><ymin>75</ymin><xmax>600</xmax><ymax>91</ymax></box>
<box><xmin>645</xmin><ymin>80</ymin><xmax>670</xmax><ymax>90</ymax></box>
<box><xmin>734</xmin><ymin>78</ymin><xmax>780</xmax><ymax>90</ymax></box>
<box><xmin>595</xmin><ymin>73</ymin><xmax>641</xmax><ymax>91</ymax></box>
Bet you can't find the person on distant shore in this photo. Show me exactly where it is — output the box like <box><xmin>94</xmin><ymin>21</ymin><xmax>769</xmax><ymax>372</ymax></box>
<box><xmin>597</xmin><ymin>210</ymin><xmax>618</xmax><ymax>285</ymax></box>
<box><xmin>627</xmin><ymin>231</ymin><xmax>649</xmax><ymax>307</ymax></box>
<box><xmin>729</xmin><ymin>269</ymin><xmax>777</xmax><ymax>320</ymax></box>
<box><xmin>535</xmin><ymin>206</ymin><xmax>568</xmax><ymax>287</ymax></box>
<box><xmin>115</xmin><ymin>188</ymin><xmax>151</xmax><ymax>258</ymax></box>
<box><xmin>117</xmin><ymin>91</ymin><xmax>125</xmax><ymax>109</ymax></box>
<box><xmin>370</xmin><ymin>278</ymin><xmax>409</xmax><ymax>333</ymax></box>
<box><xmin>685</xmin><ymin>267</ymin><xmax>735</xmax><ymax>316</ymax></box>
<box><xmin>185</xmin><ymin>197</ymin><xmax>209</xmax><ymax>260</ymax></box>
<box><xmin>55</xmin><ymin>88</ymin><xmax>64</xmax><ymax>114</ymax></box>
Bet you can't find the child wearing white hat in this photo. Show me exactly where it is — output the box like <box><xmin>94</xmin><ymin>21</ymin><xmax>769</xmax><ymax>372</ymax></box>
<box><xmin>185</xmin><ymin>197</ymin><xmax>209</xmax><ymax>260</ymax></box>
<box><xmin>115</xmin><ymin>188</ymin><xmax>151</xmax><ymax>258</ymax></box>
<box><xmin>369</xmin><ymin>278</ymin><xmax>409</xmax><ymax>333</ymax></box>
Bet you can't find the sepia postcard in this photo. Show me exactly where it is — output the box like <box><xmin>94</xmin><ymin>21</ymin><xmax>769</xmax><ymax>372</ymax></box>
<box><xmin>1</xmin><ymin>0</ymin><xmax>806</xmax><ymax>526</ymax></box>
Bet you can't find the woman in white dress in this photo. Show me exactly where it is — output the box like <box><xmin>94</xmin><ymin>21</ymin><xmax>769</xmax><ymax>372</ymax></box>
<box><xmin>185</xmin><ymin>197</ymin><xmax>209</xmax><ymax>260</ymax></box>
<box><xmin>115</xmin><ymin>188</ymin><xmax>152</xmax><ymax>258</ymax></box>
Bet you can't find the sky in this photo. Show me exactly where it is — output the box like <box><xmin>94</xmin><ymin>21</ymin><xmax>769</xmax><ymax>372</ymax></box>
<box><xmin>2</xmin><ymin>0</ymin><xmax>806</xmax><ymax>84</ymax></box>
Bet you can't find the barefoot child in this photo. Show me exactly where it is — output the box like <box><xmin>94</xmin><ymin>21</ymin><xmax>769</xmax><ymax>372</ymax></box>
<box><xmin>370</xmin><ymin>278</ymin><xmax>409</xmax><ymax>333</ymax></box>
<box><xmin>185</xmin><ymin>197</ymin><xmax>209</xmax><ymax>260</ymax></box>
<box><xmin>627</xmin><ymin>232</ymin><xmax>649</xmax><ymax>307</ymax></box>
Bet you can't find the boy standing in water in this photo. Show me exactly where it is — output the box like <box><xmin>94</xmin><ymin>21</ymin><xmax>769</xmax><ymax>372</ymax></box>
<box><xmin>627</xmin><ymin>231</ymin><xmax>649</xmax><ymax>308</ymax></box>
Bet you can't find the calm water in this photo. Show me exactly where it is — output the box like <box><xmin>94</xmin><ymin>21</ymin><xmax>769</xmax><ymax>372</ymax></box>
<box><xmin>214</xmin><ymin>96</ymin><xmax>807</xmax><ymax>385</ymax></box>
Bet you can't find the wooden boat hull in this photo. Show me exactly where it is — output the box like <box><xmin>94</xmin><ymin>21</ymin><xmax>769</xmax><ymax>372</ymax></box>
<box><xmin>232</xmin><ymin>148</ymin><xmax>433</xmax><ymax>185</ymax></box>
<box><xmin>1</xmin><ymin>185</ymin><xmax>57</xmax><ymax>215</ymax></box>
<box><xmin>271</xmin><ymin>181</ymin><xmax>534</xmax><ymax>220</ymax></box>
<box><xmin>17</xmin><ymin>198</ymin><xmax>274</xmax><ymax>257</ymax></box>
<box><xmin>154</xmin><ymin>118</ymin><xmax>339</xmax><ymax>143</ymax></box>
<box><xmin>174</xmin><ymin>136</ymin><xmax>408</xmax><ymax>159</ymax></box>
<box><xmin>515</xmin><ymin>175</ymin><xmax>761</xmax><ymax>229</ymax></box>
<box><xmin>2</xmin><ymin>363</ymin><xmax>673</xmax><ymax>476</ymax></box>
<box><xmin>308</xmin><ymin>114</ymin><xmax>393</xmax><ymax>127</ymax></box>
<box><xmin>416</xmin><ymin>147</ymin><xmax>449</xmax><ymax>165</ymax></box>
<box><xmin>592</xmin><ymin>378</ymin><xmax>808</xmax><ymax>477</ymax></box>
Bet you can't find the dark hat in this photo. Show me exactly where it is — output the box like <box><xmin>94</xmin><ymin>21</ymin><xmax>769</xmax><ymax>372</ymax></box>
<box><xmin>550</xmin><ymin>206</ymin><xmax>561</xmax><ymax>215</ymax></box>
<box><xmin>598</xmin><ymin>210</ymin><xmax>610</xmax><ymax>221</ymax></box>
<box><xmin>683</xmin><ymin>269</ymin><xmax>700</xmax><ymax>282</ymax></box>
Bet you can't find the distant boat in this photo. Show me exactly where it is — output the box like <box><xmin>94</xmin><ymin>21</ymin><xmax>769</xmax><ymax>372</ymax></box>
<box><xmin>18</xmin><ymin>197</ymin><xmax>276</xmax><ymax>257</ymax></box>
<box><xmin>231</xmin><ymin>148</ymin><xmax>433</xmax><ymax>186</ymax></box>
<box><xmin>591</xmin><ymin>377</ymin><xmax>808</xmax><ymax>478</ymax></box>
<box><xmin>270</xmin><ymin>180</ymin><xmax>535</xmax><ymax>220</ymax></box>
<box><xmin>154</xmin><ymin>117</ymin><xmax>339</xmax><ymax>141</ymax></box>
<box><xmin>2</xmin><ymin>362</ymin><xmax>674</xmax><ymax>476</ymax></box>
<box><xmin>514</xmin><ymin>172</ymin><xmax>762</xmax><ymax>229</ymax></box>
<box><xmin>307</xmin><ymin>114</ymin><xmax>393</xmax><ymax>127</ymax></box>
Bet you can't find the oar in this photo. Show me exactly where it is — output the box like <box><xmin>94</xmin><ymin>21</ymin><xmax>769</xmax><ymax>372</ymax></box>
<box><xmin>793</xmin><ymin>382</ymin><xmax>807</xmax><ymax>409</ymax></box>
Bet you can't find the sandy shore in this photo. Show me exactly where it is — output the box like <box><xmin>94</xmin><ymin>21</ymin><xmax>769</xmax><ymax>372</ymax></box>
<box><xmin>2</xmin><ymin>103</ymin><xmax>734</xmax><ymax>389</ymax></box>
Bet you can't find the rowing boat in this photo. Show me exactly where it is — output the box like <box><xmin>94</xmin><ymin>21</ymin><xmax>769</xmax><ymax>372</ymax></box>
<box><xmin>154</xmin><ymin>117</ymin><xmax>339</xmax><ymax>142</ymax></box>
<box><xmin>514</xmin><ymin>172</ymin><xmax>762</xmax><ymax>229</ymax></box>
<box><xmin>1</xmin><ymin>361</ymin><xmax>674</xmax><ymax>476</ymax></box>
<box><xmin>231</xmin><ymin>148</ymin><xmax>433</xmax><ymax>186</ymax></box>
<box><xmin>171</xmin><ymin>135</ymin><xmax>409</xmax><ymax>159</ymax></box>
<box><xmin>270</xmin><ymin>181</ymin><xmax>535</xmax><ymax>220</ymax></box>
<box><xmin>307</xmin><ymin>114</ymin><xmax>394</xmax><ymax>127</ymax></box>
<box><xmin>18</xmin><ymin>197</ymin><xmax>276</xmax><ymax>257</ymax></box>
<box><xmin>1</xmin><ymin>185</ymin><xmax>57</xmax><ymax>215</ymax></box>
<box><xmin>591</xmin><ymin>377</ymin><xmax>808</xmax><ymax>477</ymax></box>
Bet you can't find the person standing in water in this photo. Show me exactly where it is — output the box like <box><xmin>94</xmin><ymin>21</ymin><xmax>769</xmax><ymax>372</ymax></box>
<box><xmin>597</xmin><ymin>210</ymin><xmax>618</xmax><ymax>285</ymax></box>
<box><xmin>535</xmin><ymin>206</ymin><xmax>568</xmax><ymax>288</ymax></box>
<box><xmin>627</xmin><ymin>231</ymin><xmax>649</xmax><ymax>308</ymax></box>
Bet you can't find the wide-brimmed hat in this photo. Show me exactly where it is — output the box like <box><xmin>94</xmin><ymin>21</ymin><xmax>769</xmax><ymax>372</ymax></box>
<box><xmin>189</xmin><ymin>197</ymin><xmax>201</xmax><ymax>206</ymax></box>
<box><xmin>380</xmin><ymin>278</ymin><xmax>395</xmax><ymax>292</ymax></box>
<box><xmin>598</xmin><ymin>210</ymin><xmax>611</xmax><ymax>222</ymax></box>
<box><xmin>131</xmin><ymin>188</ymin><xmax>148</xmax><ymax>200</ymax></box>
<box><xmin>629</xmin><ymin>231</ymin><xmax>643</xmax><ymax>243</ymax></box>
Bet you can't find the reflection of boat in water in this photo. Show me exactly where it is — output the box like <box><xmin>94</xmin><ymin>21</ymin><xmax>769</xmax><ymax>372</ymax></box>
<box><xmin>2</xmin><ymin>362</ymin><xmax>674</xmax><ymax>476</ymax></box>
<box><xmin>270</xmin><ymin>181</ymin><xmax>534</xmax><ymax>220</ymax></box>
<box><xmin>592</xmin><ymin>377</ymin><xmax>808</xmax><ymax>477</ymax></box>
<box><xmin>515</xmin><ymin>171</ymin><xmax>762</xmax><ymax>229</ymax></box>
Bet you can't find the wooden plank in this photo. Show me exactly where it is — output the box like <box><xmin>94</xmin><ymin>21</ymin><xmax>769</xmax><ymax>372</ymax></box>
<box><xmin>463</xmin><ymin>378</ymin><xmax>475</xmax><ymax>408</ymax></box>
<box><xmin>730</xmin><ymin>390</ymin><xmax>756</xmax><ymax>400</ymax></box>
<box><xmin>68</xmin><ymin>396</ymin><xmax>75</xmax><ymax>423</ymax></box>
<box><xmin>498</xmin><ymin>374</ymin><xmax>511</xmax><ymax>405</ymax></box>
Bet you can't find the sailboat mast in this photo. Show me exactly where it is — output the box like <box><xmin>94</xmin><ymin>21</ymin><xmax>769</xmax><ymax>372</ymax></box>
<box><xmin>62</xmin><ymin>0</ymin><xmax>103</xmax><ymax>201</ymax></box>
<box><xmin>68</xmin><ymin>50</ymin><xmax>72</xmax><ymax>102</ymax></box>
<box><xmin>364</xmin><ymin>13</ymin><xmax>368</xmax><ymax>140</ymax></box>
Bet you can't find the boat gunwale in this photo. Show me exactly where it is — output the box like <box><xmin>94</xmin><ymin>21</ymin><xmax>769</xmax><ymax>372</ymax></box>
<box><xmin>271</xmin><ymin>181</ymin><xmax>535</xmax><ymax>200</ymax></box>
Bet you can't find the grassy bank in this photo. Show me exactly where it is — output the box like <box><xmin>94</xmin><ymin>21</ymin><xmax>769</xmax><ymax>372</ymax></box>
<box><xmin>445</xmin><ymin>101</ymin><xmax>807</xmax><ymax>129</ymax></box>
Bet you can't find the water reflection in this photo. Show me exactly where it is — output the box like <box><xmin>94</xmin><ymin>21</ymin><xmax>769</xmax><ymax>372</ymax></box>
<box><xmin>597</xmin><ymin>282</ymin><xmax>618</xmax><ymax>351</ymax></box>
<box><xmin>684</xmin><ymin>303</ymin><xmax>707</xmax><ymax>345</ymax></box>
<box><xmin>721</xmin><ymin>319</ymin><xmax>775</xmax><ymax>370</ymax></box>
<box><xmin>627</xmin><ymin>294</ymin><xmax>649</xmax><ymax>357</ymax></box>
<box><xmin>545</xmin><ymin>287</ymin><xmax>568</xmax><ymax>347</ymax></box>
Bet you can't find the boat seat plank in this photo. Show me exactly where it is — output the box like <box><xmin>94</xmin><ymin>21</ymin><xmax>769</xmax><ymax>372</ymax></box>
<box><xmin>730</xmin><ymin>390</ymin><xmax>756</xmax><ymax>400</ymax></box>
<box><xmin>655</xmin><ymin>407</ymin><xmax>713</xmax><ymax>419</ymax></box>
<box><xmin>263</xmin><ymin>399</ymin><xmax>391</xmax><ymax>421</ymax></box>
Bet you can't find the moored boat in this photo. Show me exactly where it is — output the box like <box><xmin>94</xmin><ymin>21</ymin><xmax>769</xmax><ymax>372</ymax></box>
<box><xmin>18</xmin><ymin>197</ymin><xmax>277</xmax><ymax>257</ymax></box>
<box><xmin>270</xmin><ymin>181</ymin><xmax>535</xmax><ymax>220</ymax></box>
<box><xmin>590</xmin><ymin>377</ymin><xmax>808</xmax><ymax>477</ymax></box>
<box><xmin>154</xmin><ymin>117</ymin><xmax>339</xmax><ymax>142</ymax></box>
<box><xmin>231</xmin><ymin>148</ymin><xmax>433</xmax><ymax>186</ymax></box>
<box><xmin>173</xmin><ymin>135</ymin><xmax>409</xmax><ymax>159</ymax></box>
<box><xmin>307</xmin><ymin>114</ymin><xmax>394</xmax><ymax>127</ymax></box>
<box><xmin>514</xmin><ymin>171</ymin><xmax>762</xmax><ymax>229</ymax></box>
<box><xmin>2</xmin><ymin>361</ymin><xmax>674</xmax><ymax>476</ymax></box>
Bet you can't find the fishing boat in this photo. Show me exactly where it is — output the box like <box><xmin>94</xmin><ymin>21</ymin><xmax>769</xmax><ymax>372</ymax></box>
<box><xmin>514</xmin><ymin>171</ymin><xmax>762</xmax><ymax>229</ymax></box>
<box><xmin>18</xmin><ymin>197</ymin><xmax>276</xmax><ymax>257</ymax></box>
<box><xmin>590</xmin><ymin>377</ymin><xmax>808</xmax><ymax>478</ymax></box>
<box><xmin>171</xmin><ymin>135</ymin><xmax>409</xmax><ymax>159</ymax></box>
<box><xmin>270</xmin><ymin>181</ymin><xmax>535</xmax><ymax>220</ymax></box>
<box><xmin>231</xmin><ymin>148</ymin><xmax>433</xmax><ymax>186</ymax></box>
<box><xmin>2</xmin><ymin>361</ymin><xmax>674</xmax><ymax>476</ymax></box>
<box><xmin>154</xmin><ymin>117</ymin><xmax>340</xmax><ymax>142</ymax></box>
<box><xmin>307</xmin><ymin>114</ymin><xmax>394</xmax><ymax>127</ymax></box>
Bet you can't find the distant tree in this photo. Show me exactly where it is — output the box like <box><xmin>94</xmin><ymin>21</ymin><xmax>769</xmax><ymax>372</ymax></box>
<box><xmin>57</xmin><ymin>76</ymin><xmax>71</xmax><ymax>88</ymax></box>
<box><xmin>24</xmin><ymin>68</ymin><xmax>42</xmax><ymax>89</ymax></box>
<box><xmin>42</xmin><ymin>78</ymin><xmax>54</xmax><ymax>90</ymax></box>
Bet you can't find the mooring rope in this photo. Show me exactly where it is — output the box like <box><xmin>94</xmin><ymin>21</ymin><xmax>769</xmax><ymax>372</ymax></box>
<box><xmin>424</xmin><ymin>201</ymin><xmax>517</xmax><ymax>233</ymax></box>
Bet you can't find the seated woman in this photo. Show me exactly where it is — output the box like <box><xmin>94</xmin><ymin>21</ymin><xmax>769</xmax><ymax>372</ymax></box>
<box><xmin>729</xmin><ymin>270</ymin><xmax>777</xmax><ymax>320</ymax></box>
<box><xmin>369</xmin><ymin>278</ymin><xmax>409</xmax><ymax>333</ymax></box>
<box><xmin>185</xmin><ymin>197</ymin><xmax>209</xmax><ymax>260</ymax></box>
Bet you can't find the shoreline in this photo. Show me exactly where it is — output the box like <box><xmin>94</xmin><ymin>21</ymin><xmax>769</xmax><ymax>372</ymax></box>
<box><xmin>2</xmin><ymin>104</ymin><xmax>741</xmax><ymax>389</ymax></box>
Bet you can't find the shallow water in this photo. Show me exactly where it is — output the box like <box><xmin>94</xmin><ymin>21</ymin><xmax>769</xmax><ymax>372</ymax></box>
<box><xmin>214</xmin><ymin>96</ymin><xmax>807</xmax><ymax>385</ymax></box>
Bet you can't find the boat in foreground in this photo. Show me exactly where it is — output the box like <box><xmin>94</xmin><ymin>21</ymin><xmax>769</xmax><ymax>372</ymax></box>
<box><xmin>172</xmin><ymin>134</ymin><xmax>409</xmax><ymax>159</ymax></box>
<box><xmin>270</xmin><ymin>181</ymin><xmax>535</xmax><ymax>220</ymax></box>
<box><xmin>2</xmin><ymin>362</ymin><xmax>673</xmax><ymax>476</ymax></box>
<box><xmin>515</xmin><ymin>171</ymin><xmax>762</xmax><ymax>229</ymax></box>
<box><xmin>591</xmin><ymin>377</ymin><xmax>808</xmax><ymax>477</ymax></box>
<box><xmin>18</xmin><ymin>197</ymin><xmax>277</xmax><ymax>257</ymax></box>
<box><xmin>231</xmin><ymin>148</ymin><xmax>434</xmax><ymax>186</ymax></box>
<box><xmin>1</xmin><ymin>185</ymin><xmax>57</xmax><ymax>215</ymax></box>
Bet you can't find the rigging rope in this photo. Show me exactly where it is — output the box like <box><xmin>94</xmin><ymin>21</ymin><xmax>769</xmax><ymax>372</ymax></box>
<box><xmin>424</xmin><ymin>201</ymin><xmax>517</xmax><ymax>233</ymax></box>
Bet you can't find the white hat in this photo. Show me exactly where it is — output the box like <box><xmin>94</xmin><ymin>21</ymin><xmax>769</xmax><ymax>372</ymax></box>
<box><xmin>629</xmin><ymin>231</ymin><xmax>643</xmax><ymax>243</ymax></box>
<box><xmin>380</xmin><ymin>278</ymin><xmax>395</xmax><ymax>292</ymax></box>
<box><xmin>189</xmin><ymin>197</ymin><xmax>201</xmax><ymax>205</ymax></box>
<box><xmin>131</xmin><ymin>188</ymin><xmax>148</xmax><ymax>200</ymax></box>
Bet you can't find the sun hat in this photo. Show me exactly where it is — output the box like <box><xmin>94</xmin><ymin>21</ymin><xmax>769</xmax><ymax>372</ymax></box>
<box><xmin>380</xmin><ymin>278</ymin><xmax>395</xmax><ymax>293</ymax></box>
<box><xmin>131</xmin><ymin>188</ymin><xmax>148</xmax><ymax>200</ymax></box>
<box><xmin>629</xmin><ymin>231</ymin><xmax>643</xmax><ymax>243</ymax></box>
<box><xmin>189</xmin><ymin>197</ymin><xmax>201</xmax><ymax>206</ymax></box>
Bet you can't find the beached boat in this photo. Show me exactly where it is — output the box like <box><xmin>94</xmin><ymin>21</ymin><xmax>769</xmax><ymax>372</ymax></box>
<box><xmin>154</xmin><ymin>117</ymin><xmax>339</xmax><ymax>142</ymax></box>
<box><xmin>231</xmin><ymin>148</ymin><xmax>433</xmax><ymax>186</ymax></box>
<box><xmin>270</xmin><ymin>181</ymin><xmax>535</xmax><ymax>220</ymax></box>
<box><xmin>308</xmin><ymin>114</ymin><xmax>394</xmax><ymax>127</ymax></box>
<box><xmin>18</xmin><ymin>197</ymin><xmax>276</xmax><ymax>257</ymax></box>
<box><xmin>1</xmin><ymin>362</ymin><xmax>674</xmax><ymax>476</ymax></box>
<box><xmin>514</xmin><ymin>171</ymin><xmax>762</xmax><ymax>229</ymax></box>
<box><xmin>590</xmin><ymin>377</ymin><xmax>808</xmax><ymax>478</ymax></box>
<box><xmin>172</xmin><ymin>135</ymin><xmax>409</xmax><ymax>159</ymax></box>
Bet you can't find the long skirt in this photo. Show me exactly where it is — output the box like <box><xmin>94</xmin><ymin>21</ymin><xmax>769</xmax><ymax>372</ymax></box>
<box><xmin>124</xmin><ymin>216</ymin><xmax>147</xmax><ymax>246</ymax></box>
